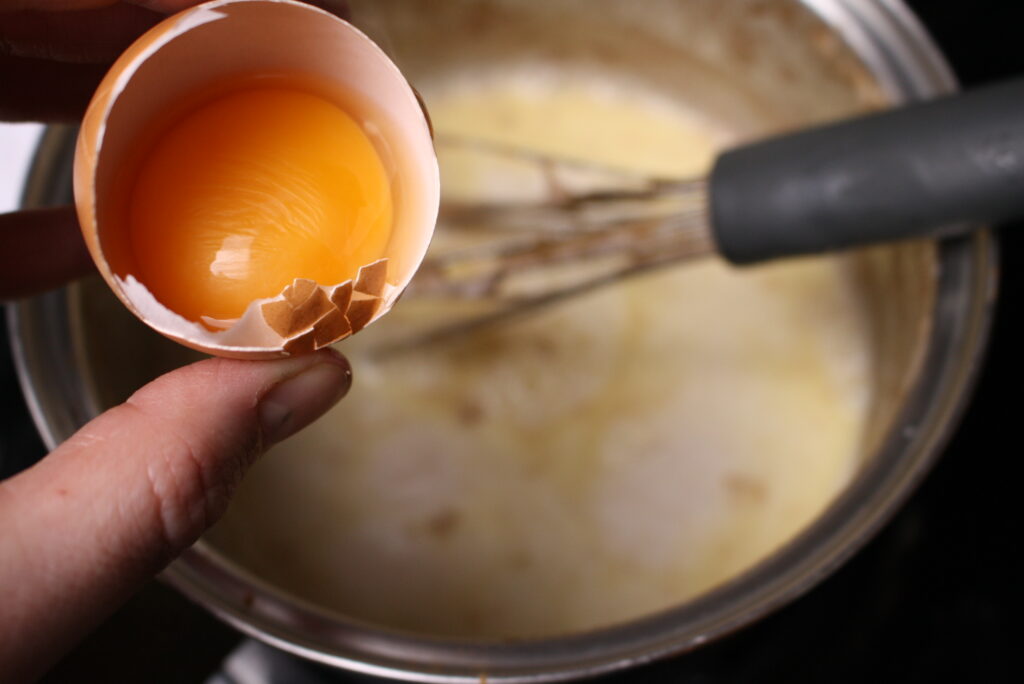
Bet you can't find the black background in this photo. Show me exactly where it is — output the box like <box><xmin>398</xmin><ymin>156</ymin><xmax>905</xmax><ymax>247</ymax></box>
<box><xmin>1</xmin><ymin>0</ymin><xmax>1021</xmax><ymax>681</ymax></box>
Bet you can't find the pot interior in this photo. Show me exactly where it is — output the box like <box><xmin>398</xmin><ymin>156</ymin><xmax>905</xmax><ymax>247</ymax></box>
<box><xmin>64</xmin><ymin>0</ymin><xmax>935</xmax><ymax>645</ymax></box>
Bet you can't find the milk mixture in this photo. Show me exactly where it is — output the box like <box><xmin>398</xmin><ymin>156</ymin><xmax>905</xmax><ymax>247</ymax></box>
<box><xmin>207</xmin><ymin>72</ymin><xmax>871</xmax><ymax>638</ymax></box>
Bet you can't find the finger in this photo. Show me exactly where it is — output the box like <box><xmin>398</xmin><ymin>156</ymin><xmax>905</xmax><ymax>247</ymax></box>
<box><xmin>0</xmin><ymin>1</ymin><xmax>348</xmax><ymax>64</ymax></box>
<box><xmin>0</xmin><ymin>4</ymin><xmax>164</xmax><ymax>63</ymax></box>
<box><xmin>0</xmin><ymin>206</ymin><xmax>95</xmax><ymax>300</ymax></box>
<box><xmin>0</xmin><ymin>1</ymin><xmax>344</xmax><ymax>15</ymax></box>
<box><xmin>0</xmin><ymin>2</ymin><xmax>349</xmax><ymax>122</ymax></box>
<box><xmin>0</xmin><ymin>2</ymin><xmax>198</xmax><ymax>12</ymax></box>
<box><xmin>0</xmin><ymin>53</ymin><xmax>107</xmax><ymax>121</ymax></box>
<box><xmin>0</xmin><ymin>349</ymin><xmax>352</xmax><ymax>683</ymax></box>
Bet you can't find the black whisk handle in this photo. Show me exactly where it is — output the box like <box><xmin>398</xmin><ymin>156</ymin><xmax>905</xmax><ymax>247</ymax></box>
<box><xmin>710</xmin><ymin>77</ymin><xmax>1024</xmax><ymax>264</ymax></box>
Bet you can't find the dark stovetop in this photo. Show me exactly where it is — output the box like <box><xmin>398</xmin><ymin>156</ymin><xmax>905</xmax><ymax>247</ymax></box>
<box><xmin>2</xmin><ymin>1</ymin><xmax>1021</xmax><ymax>682</ymax></box>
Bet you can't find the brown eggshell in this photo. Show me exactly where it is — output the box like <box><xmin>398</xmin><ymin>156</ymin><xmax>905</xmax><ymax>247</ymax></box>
<box><xmin>74</xmin><ymin>0</ymin><xmax>439</xmax><ymax>358</ymax></box>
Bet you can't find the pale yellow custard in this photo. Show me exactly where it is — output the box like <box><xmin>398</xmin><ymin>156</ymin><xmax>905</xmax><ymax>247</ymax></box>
<box><xmin>207</xmin><ymin>72</ymin><xmax>871</xmax><ymax>638</ymax></box>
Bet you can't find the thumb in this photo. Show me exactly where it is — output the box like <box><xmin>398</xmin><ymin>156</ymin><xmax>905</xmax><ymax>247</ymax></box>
<box><xmin>0</xmin><ymin>349</ymin><xmax>351</xmax><ymax>683</ymax></box>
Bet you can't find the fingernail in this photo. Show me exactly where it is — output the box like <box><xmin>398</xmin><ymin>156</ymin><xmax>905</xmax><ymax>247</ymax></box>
<box><xmin>131</xmin><ymin>1</ymin><xmax>184</xmax><ymax>12</ymax></box>
<box><xmin>134</xmin><ymin>1</ymin><xmax>204</xmax><ymax>13</ymax></box>
<box><xmin>259</xmin><ymin>355</ymin><xmax>352</xmax><ymax>444</ymax></box>
<box><xmin>313</xmin><ymin>1</ymin><xmax>352</xmax><ymax>20</ymax></box>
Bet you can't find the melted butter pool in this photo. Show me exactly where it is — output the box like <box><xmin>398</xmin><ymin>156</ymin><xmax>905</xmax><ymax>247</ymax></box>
<box><xmin>207</xmin><ymin>72</ymin><xmax>871</xmax><ymax>638</ymax></box>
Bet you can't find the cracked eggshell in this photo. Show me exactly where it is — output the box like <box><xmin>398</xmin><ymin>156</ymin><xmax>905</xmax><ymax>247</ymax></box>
<box><xmin>73</xmin><ymin>0</ymin><xmax>439</xmax><ymax>359</ymax></box>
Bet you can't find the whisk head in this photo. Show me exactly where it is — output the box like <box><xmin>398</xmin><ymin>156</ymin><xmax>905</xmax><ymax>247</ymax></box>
<box><xmin>416</xmin><ymin>136</ymin><xmax>714</xmax><ymax>298</ymax></box>
<box><xmin>376</xmin><ymin>136</ymin><xmax>716</xmax><ymax>355</ymax></box>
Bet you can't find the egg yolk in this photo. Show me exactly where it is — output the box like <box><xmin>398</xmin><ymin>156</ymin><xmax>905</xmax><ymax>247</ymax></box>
<box><xmin>128</xmin><ymin>87</ymin><xmax>393</xmax><ymax>323</ymax></box>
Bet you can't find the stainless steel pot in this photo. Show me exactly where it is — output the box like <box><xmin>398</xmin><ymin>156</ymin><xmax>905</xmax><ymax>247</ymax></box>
<box><xmin>7</xmin><ymin>0</ymin><xmax>996</xmax><ymax>681</ymax></box>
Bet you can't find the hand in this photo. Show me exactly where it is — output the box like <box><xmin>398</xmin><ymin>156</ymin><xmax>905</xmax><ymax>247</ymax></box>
<box><xmin>0</xmin><ymin>3</ymin><xmax>353</xmax><ymax>682</ymax></box>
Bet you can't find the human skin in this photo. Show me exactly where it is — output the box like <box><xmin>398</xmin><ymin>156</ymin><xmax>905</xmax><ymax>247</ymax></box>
<box><xmin>0</xmin><ymin>2</ymin><xmax>353</xmax><ymax>681</ymax></box>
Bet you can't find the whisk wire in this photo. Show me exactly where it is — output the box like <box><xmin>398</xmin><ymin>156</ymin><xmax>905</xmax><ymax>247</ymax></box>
<box><xmin>376</xmin><ymin>138</ymin><xmax>715</xmax><ymax>356</ymax></box>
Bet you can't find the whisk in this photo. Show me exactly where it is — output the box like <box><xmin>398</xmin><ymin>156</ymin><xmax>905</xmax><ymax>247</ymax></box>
<box><xmin>387</xmin><ymin>77</ymin><xmax>1024</xmax><ymax>352</ymax></box>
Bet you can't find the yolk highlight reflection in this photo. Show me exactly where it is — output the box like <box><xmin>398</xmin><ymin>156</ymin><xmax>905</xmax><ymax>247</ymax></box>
<box><xmin>129</xmin><ymin>87</ymin><xmax>393</xmax><ymax>323</ymax></box>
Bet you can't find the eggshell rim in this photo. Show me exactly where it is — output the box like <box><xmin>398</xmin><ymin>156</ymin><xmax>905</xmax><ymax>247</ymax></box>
<box><xmin>73</xmin><ymin>0</ymin><xmax>440</xmax><ymax>358</ymax></box>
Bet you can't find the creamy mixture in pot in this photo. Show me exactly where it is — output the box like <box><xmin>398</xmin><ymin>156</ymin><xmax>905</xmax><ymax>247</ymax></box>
<box><xmin>206</xmin><ymin>72</ymin><xmax>872</xmax><ymax>638</ymax></box>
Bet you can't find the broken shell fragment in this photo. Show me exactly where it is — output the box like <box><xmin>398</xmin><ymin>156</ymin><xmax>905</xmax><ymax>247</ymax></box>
<box><xmin>73</xmin><ymin>0</ymin><xmax>439</xmax><ymax>359</ymax></box>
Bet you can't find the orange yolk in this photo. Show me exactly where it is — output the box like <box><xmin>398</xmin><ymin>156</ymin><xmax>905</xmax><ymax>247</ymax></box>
<box><xmin>129</xmin><ymin>87</ymin><xmax>393</xmax><ymax>323</ymax></box>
